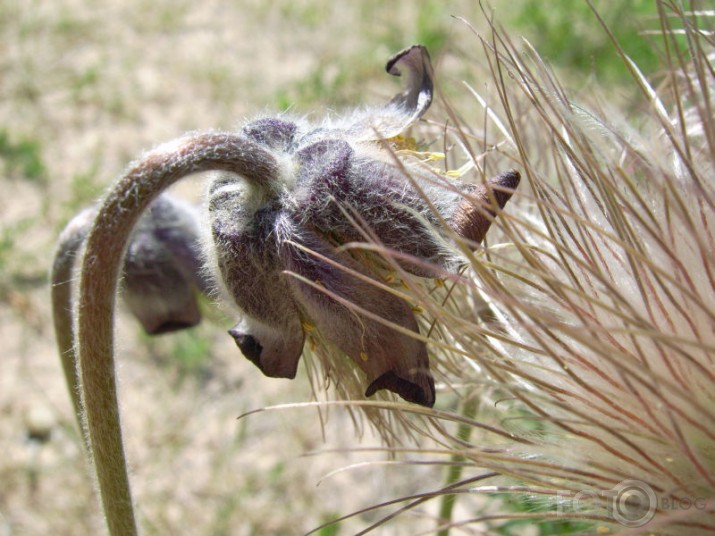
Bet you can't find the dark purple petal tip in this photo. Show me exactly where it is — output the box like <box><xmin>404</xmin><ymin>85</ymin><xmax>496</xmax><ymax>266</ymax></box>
<box><xmin>489</xmin><ymin>169</ymin><xmax>521</xmax><ymax>206</ymax></box>
<box><xmin>228</xmin><ymin>322</ymin><xmax>303</xmax><ymax>380</ymax></box>
<box><xmin>229</xmin><ymin>329</ymin><xmax>263</xmax><ymax>366</ymax></box>
<box><xmin>451</xmin><ymin>169</ymin><xmax>521</xmax><ymax>245</ymax></box>
<box><xmin>365</xmin><ymin>369</ymin><xmax>436</xmax><ymax>407</ymax></box>
<box><xmin>135</xmin><ymin>305</ymin><xmax>201</xmax><ymax>335</ymax></box>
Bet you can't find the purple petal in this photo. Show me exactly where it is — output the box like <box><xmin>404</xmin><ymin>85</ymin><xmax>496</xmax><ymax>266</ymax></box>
<box><xmin>277</xmin><ymin>217</ymin><xmax>435</xmax><ymax>406</ymax></box>
<box><xmin>385</xmin><ymin>45</ymin><xmax>434</xmax><ymax>122</ymax></box>
<box><xmin>227</xmin><ymin>317</ymin><xmax>303</xmax><ymax>379</ymax></box>
<box><xmin>296</xmin><ymin>153</ymin><xmax>458</xmax><ymax>275</ymax></box>
<box><xmin>347</xmin><ymin>45</ymin><xmax>434</xmax><ymax>141</ymax></box>
<box><xmin>241</xmin><ymin>118</ymin><xmax>298</xmax><ymax>151</ymax></box>
<box><xmin>295</xmin><ymin>139</ymin><xmax>353</xmax><ymax>190</ymax></box>
<box><xmin>450</xmin><ymin>170</ymin><xmax>521</xmax><ymax>244</ymax></box>
<box><xmin>209</xmin><ymin>182</ymin><xmax>304</xmax><ymax>378</ymax></box>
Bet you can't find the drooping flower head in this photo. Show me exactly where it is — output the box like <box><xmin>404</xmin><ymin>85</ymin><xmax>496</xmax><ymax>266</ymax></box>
<box><xmin>57</xmin><ymin>194</ymin><xmax>207</xmax><ymax>335</ymax></box>
<box><xmin>206</xmin><ymin>46</ymin><xmax>520</xmax><ymax>407</ymax></box>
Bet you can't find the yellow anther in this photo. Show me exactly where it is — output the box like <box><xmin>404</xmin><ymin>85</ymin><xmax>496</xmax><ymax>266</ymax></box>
<box><xmin>360</xmin><ymin>352</ymin><xmax>369</xmax><ymax>362</ymax></box>
<box><xmin>411</xmin><ymin>305</ymin><xmax>424</xmax><ymax>314</ymax></box>
<box><xmin>397</xmin><ymin>150</ymin><xmax>446</xmax><ymax>163</ymax></box>
<box><xmin>402</xmin><ymin>150</ymin><xmax>445</xmax><ymax>161</ymax></box>
<box><xmin>429</xmin><ymin>166</ymin><xmax>462</xmax><ymax>177</ymax></box>
<box><xmin>434</xmin><ymin>278</ymin><xmax>445</xmax><ymax>288</ymax></box>
<box><xmin>387</xmin><ymin>135</ymin><xmax>418</xmax><ymax>151</ymax></box>
<box><xmin>384</xmin><ymin>273</ymin><xmax>396</xmax><ymax>284</ymax></box>
<box><xmin>302</xmin><ymin>321</ymin><xmax>316</xmax><ymax>332</ymax></box>
<box><xmin>423</xmin><ymin>151</ymin><xmax>445</xmax><ymax>161</ymax></box>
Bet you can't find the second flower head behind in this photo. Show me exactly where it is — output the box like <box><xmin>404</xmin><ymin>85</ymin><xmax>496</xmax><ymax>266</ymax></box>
<box><xmin>206</xmin><ymin>46</ymin><xmax>520</xmax><ymax>407</ymax></box>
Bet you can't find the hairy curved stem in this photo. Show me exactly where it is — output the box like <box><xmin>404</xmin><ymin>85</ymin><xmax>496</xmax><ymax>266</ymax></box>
<box><xmin>75</xmin><ymin>131</ymin><xmax>278</xmax><ymax>536</ymax></box>
<box><xmin>52</xmin><ymin>211</ymin><xmax>93</xmax><ymax>426</ymax></box>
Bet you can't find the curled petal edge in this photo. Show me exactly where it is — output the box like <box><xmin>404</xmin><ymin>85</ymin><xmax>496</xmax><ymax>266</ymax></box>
<box><xmin>385</xmin><ymin>44</ymin><xmax>434</xmax><ymax>127</ymax></box>
<box><xmin>228</xmin><ymin>317</ymin><xmax>304</xmax><ymax>379</ymax></box>
<box><xmin>349</xmin><ymin>45</ymin><xmax>434</xmax><ymax>141</ymax></box>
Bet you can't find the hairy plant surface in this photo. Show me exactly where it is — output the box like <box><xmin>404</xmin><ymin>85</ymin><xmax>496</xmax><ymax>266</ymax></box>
<box><xmin>4</xmin><ymin>1</ymin><xmax>714</xmax><ymax>535</ymax></box>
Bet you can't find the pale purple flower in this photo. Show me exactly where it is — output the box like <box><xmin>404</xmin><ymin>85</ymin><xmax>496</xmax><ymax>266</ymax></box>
<box><xmin>206</xmin><ymin>46</ymin><xmax>519</xmax><ymax>406</ymax></box>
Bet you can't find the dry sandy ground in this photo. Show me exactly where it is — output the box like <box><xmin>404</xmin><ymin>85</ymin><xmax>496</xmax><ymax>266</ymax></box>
<box><xmin>0</xmin><ymin>1</ymin><xmax>500</xmax><ymax>534</ymax></box>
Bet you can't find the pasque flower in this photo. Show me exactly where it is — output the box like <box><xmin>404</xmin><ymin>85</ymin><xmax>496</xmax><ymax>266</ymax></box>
<box><xmin>56</xmin><ymin>46</ymin><xmax>518</xmax><ymax>411</ymax></box>
<box><xmin>52</xmin><ymin>45</ymin><xmax>519</xmax><ymax>536</ymax></box>
<box><xmin>56</xmin><ymin>194</ymin><xmax>207</xmax><ymax>335</ymax></box>
<box><xmin>206</xmin><ymin>46</ymin><xmax>519</xmax><ymax>407</ymax></box>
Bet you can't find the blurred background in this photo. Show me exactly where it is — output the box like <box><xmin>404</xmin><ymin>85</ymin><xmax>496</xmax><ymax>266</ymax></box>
<box><xmin>0</xmin><ymin>1</ymin><xmax>664</xmax><ymax>534</ymax></box>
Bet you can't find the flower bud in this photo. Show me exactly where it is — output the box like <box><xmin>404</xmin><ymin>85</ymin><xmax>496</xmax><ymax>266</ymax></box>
<box><xmin>62</xmin><ymin>194</ymin><xmax>206</xmax><ymax>335</ymax></box>
<box><xmin>122</xmin><ymin>195</ymin><xmax>206</xmax><ymax>334</ymax></box>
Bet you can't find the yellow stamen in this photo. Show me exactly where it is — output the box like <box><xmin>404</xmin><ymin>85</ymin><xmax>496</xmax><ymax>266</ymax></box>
<box><xmin>408</xmin><ymin>150</ymin><xmax>445</xmax><ymax>161</ymax></box>
<box><xmin>426</xmin><ymin>165</ymin><xmax>463</xmax><ymax>178</ymax></box>
<box><xmin>386</xmin><ymin>134</ymin><xmax>418</xmax><ymax>151</ymax></box>
<box><xmin>360</xmin><ymin>352</ymin><xmax>369</xmax><ymax>362</ymax></box>
<box><xmin>397</xmin><ymin>149</ymin><xmax>446</xmax><ymax>163</ymax></box>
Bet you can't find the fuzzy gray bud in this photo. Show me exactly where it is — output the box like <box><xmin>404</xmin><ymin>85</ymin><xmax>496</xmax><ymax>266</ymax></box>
<box><xmin>61</xmin><ymin>194</ymin><xmax>207</xmax><ymax>335</ymax></box>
